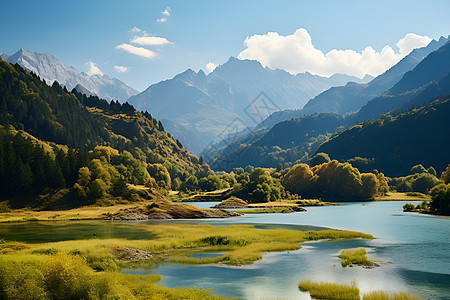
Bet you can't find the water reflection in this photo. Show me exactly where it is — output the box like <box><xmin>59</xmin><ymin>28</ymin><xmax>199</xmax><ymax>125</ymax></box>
<box><xmin>1</xmin><ymin>201</ymin><xmax>449</xmax><ymax>299</ymax></box>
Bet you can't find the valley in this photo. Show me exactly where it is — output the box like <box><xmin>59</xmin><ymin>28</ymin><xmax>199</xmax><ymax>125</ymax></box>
<box><xmin>1</xmin><ymin>3</ymin><xmax>449</xmax><ymax>299</ymax></box>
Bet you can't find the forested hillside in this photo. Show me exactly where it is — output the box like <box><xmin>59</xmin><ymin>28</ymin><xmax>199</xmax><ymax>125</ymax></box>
<box><xmin>317</xmin><ymin>97</ymin><xmax>450</xmax><ymax>176</ymax></box>
<box><xmin>0</xmin><ymin>58</ymin><xmax>210</xmax><ymax>206</ymax></box>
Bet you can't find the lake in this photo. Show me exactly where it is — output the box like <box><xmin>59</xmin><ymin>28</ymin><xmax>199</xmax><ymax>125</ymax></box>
<box><xmin>1</xmin><ymin>201</ymin><xmax>449</xmax><ymax>299</ymax></box>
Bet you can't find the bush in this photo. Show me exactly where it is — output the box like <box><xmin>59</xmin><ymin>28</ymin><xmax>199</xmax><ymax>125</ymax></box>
<box><xmin>44</xmin><ymin>254</ymin><xmax>93</xmax><ymax>300</ymax></box>
<box><xmin>403</xmin><ymin>203</ymin><xmax>415</xmax><ymax>212</ymax></box>
<box><xmin>0</xmin><ymin>260</ymin><xmax>47</xmax><ymax>299</ymax></box>
<box><xmin>429</xmin><ymin>183</ymin><xmax>450</xmax><ymax>213</ymax></box>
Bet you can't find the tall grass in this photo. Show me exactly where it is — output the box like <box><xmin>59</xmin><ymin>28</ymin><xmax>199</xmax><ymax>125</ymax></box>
<box><xmin>363</xmin><ymin>290</ymin><xmax>421</xmax><ymax>299</ymax></box>
<box><xmin>340</xmin><ymin>248</ymin><xmax>377</xmax><ymax>267</ymax></box>
<box><xmin>298</xmin><ymin>280</ymin><xmax>360</xmax><ymax>300</ymax></box>
<box><xmin>298</xmin><ymin>280</ymin><xmax>420</xmax><ymax>300</ymax></box>
<box><xmin>0</xmin><ymin>253</ymin><xmax>231</xmax><ymax>300</ymax></box>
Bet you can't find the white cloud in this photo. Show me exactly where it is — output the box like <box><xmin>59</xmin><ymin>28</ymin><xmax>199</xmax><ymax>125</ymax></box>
<box><xmin>161</xmin><ymin>7</ymin><xmax>171</xmax><ymax>17</ymax></box>
<box><xmin>205</xmin><ymin>62</ymin><xmax>218</xmax><ymax>74</ymax></box>
<box><xmin>131</xmin><ymin>26</ymin><xmax>142</xmax><ymax>33</ymax></box>
<box><xmin>130</xmin><ymin>36</ymin><xmax>173</xmax><ymax>46</ymax></box>
<box><xmin>86</xmin><ymin>61</ymin><xmax>103</xmax><ymax>76</ymax></box>
<box><xmin>156</xmin><ymin>17</ymin><xmax>167</xmax><ymax>23</ymax></box>
<box><xmin>238</xmin><ymin>28</ymin><xmax>432</xmax><ymax>78</ymax></box>
<box><xmin>397</xmin><ymin>33</ymin><xmax>432</xmax><ymax>56</ymax></box>
<box><xmin>130</xmin><ymin>26</ymin><xmax>148</xmax><ymax>36</ymax></box>
<box><xmin>116</xmin><ymin>43</ymin><xmax>156</xmax><ymax>58</ymax></box>
<box><xmin>114</xmin><ymin>65</ymin><xmax>128</xmax><ymax>73</ymax></box>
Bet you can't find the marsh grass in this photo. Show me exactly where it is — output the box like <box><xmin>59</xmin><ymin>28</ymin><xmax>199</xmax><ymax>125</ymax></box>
<box><xmin>298</xmin><ymin>280</ymin><xmax>360</xmax><ymax>300</ymax></box>
<box><xmin>363</xmin><ymin>291</ymin><xmax>421</xmax><ymax>300</ymax></box>
<box><xmin>298</xmin><ymin>280</ymin><xmax>420</xmax><ymax>300</ymax></box>
<box><xmin>340</xmin><ymin>248</ymin><xmax>377</xmax><ymax>267</ymax></box>
<box><xmin>0</xmin><ymin>224</ymin><xmax>374</xmax><ymax>299</ymax></box>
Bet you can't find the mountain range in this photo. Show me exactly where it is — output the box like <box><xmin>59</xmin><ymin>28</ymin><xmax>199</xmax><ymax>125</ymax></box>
<box><xmin>127</xmin><ymin>57</ymin><xmax>371</xmax><ymax>154</ymax></box>
<box><xmin>202</xmin><ymin>36</ymin><xmax>450</xmax><ymax>174</ymax></box>
<box><xmin>256</xmin><ymin>35</ymin><xmax>450</xmax><ymax>130</ymax></box>
<box><xmin>3</xmin><ymin>48</ymin><xmax>138</xmax><ymax>102</ymax></box>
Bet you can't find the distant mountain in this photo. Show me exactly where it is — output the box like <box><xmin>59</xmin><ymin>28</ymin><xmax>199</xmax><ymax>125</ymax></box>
<box><xmin>5</xmin><ymin>48</ymin><xmax>138</xmax><ymax>101</ymax></box>
<box><xmin>256</xmin><ymin>35</ymin><xmax>450</xmax><ymax>129</ymax></box>
<box><xmin>356</xmin><ymin>41</ymin><xmax>450</xmax><ymax>121</ymax></box>
<box><xmin>203</xmin><ymin>38</ymin><xmax>450</xmax><ymax>172</ymax></box>
<box><xmin>74</xmin><ymin>84</ymin><xmax>96</xmax><ymax>97</ymax></box>
<box><xmin>128</xmin><ymin>57</ymin><xmax>368</xmax><ymax>147</ymax></box>
<box><xmin>161</xmin><ymin>119</ymin><xmax>208</xmax><ymax>155</ymax></box>
<box><xmin>317</xmin><ymin>97</ymin><xmax>450</xmax><ymax>176</ymax></box>
<box><xmin>0</xmin><ymin>59</ymin><xmax>210</xmax><ymax>183</ymax></box>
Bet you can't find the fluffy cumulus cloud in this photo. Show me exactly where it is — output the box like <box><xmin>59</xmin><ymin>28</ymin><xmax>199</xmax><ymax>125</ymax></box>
<box><xmin>205</xmin><ymin>62</ymin><xmax>218</xmax><ymax>74</ymax></box>
<box><xmin>86</xmin><ymin>61</ymin><xmax>103</xmax><ymax>76</ymax></box>
<box><xmin>397</xmin><ymin>33</ymin><xmax>432</xmax><ymax>56</ymax></box>
<box><xmin>114</xmin><ymin>65</ymin><xmax>128</xmax><ymax>73</ymax></box>
<box><xmin>116</xmin><ymin>43</ymin><xmax>156</xmax><ymax>58</ymax></box>
<box><xmin>130</xmin><ymin>36</ymin><xmax>173</xmax><ymax>46</ymax></box>
<box><xmin>238</xmin><ymin>28</ymin><xmax>432</xmax><ymax>78</ymax></box>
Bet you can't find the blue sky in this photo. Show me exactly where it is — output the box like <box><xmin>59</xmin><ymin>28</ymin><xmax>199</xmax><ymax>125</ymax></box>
<box><xmin>1</xmin><ymin>0</ymin><xmax>449</xmax><ymax>91</ymax></box>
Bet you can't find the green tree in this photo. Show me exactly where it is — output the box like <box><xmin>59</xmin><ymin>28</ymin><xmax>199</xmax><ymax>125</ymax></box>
<box><xmin>88</xmin><ymin>178</ymin><xmax>108</xmax><ymax>199</ymax></box>
<box><xmin>441</xmin><ymin>164</ymin><xmax>450</xmax><ymax>184</ymax></box>
<box><xmin>429</xmin><ymin>183</ymin><xmax>450</xmax><ymax>213</ymax></box>
<box><xmin>281</xmin><ymin>164</ymin><xmax>315</xmax><ymax>195</ymax></box>
<box><xmin>410</xmin><ymin>164</ymin><xmax>427</xmax><ymax>174</ymax></box>
<box><xmin>308</xmin><ymin>153</ymin><xmax>331</xmax><ymax>167</ymax></box>
<box><xmin>410</xmin><ymin>173</ymin><xmax>441</xmax><ymax>193</ymax></box>
<box><xmin>77</xmin><ymin>167</ymin><xmax>91</xmax><ymax>186</ymax></box>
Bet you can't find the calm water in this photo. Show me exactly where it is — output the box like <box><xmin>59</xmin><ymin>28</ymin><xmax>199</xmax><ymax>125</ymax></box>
<box><xmin>1</xmin><ymin>201</ymin><xmax>449</xmax><ymax>299</ymax></box>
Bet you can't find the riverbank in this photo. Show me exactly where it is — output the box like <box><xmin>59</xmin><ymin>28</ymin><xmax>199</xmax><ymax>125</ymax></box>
<box><xmin>0</xmin><ymin>196</ymin><xmax>239</xmax><ymax>223</ymax></box>
<box><xmin>374</xmin><ymin>192</ymin><xmax>429</xmax><ymax>201</ymax></box>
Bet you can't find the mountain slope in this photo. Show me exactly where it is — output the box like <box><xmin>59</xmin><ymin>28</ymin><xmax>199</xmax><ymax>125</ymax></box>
<box><xmin>128</xmin><ymin>57</ymin><xmax>367</xmax><ymax>148</ymax></box>
<box><xmin>0</xmin><ymin>58</ymin><xmax>210</xmax><ymax>182</ymax></box>
<box><xmin>5</xmin><ymin>48</ymin><xmax>138</xmax><ymax>101</ymax></box>
<box><xmin>256</xmin><ymin>35</ymin><xmax>449</xmax><ymax>129</ymax></box>
<box><xmin>316</xmin><ymin>97</ymin><xmax>450</xmax><ymax>176</ymax></box>
<box><xmin>203</xmin><ymin>38</ymin><xmax>450</xmax><ymax>172</ymax></box>
<box><xmin>356</xmin><ymin>41</ymin><xmax>450</xmax><ymax>120</ymax></box>
<box><xmin>161</xmin><ymin>119</ymin><xmax>208</xmax><ymax>155</ymax></box>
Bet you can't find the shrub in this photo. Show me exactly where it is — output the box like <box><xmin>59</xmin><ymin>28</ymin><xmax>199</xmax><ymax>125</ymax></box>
<box><xmin>429</xmin><ymin>183</ymin><xmax>450</xmax><ymax>213</ymax></box>
<box><xmin>0</xmin><ymin>260</ymin><xmax>47</xmax><ymax>299</ymax></box>
<box><xmin>403</xmin><ymin>203</ymin><xmax>415</xmax><ymax>212</ymax></box>
<box><xmin>32</xmin><ymin>248</ymin><xmax>58</xmax><ymax>255</ymax></box>
<box><xmin>44</xmin><ymin>254</ymin><xmax>93</xmax><ymax>300</ymax></box>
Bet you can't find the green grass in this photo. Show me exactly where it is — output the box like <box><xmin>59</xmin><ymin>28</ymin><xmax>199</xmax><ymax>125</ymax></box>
<box><xmin>298</xmin><ymin>280</ymin><xmax>360</xmax><ymax>300</ymax></box>
<box><xmin>339</xmin><ymin>248</ymin><xmax>377</xmax><ymax>267</ymax></box>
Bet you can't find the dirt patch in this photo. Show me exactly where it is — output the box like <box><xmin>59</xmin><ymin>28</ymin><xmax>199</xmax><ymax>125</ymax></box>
<box><xmin>114</xmin><ymin>247</ymin><xmax>153</xmax><ymax>261</ymax></box>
